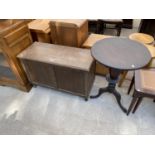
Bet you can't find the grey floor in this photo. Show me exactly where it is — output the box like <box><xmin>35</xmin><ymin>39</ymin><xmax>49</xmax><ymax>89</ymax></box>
<box><xmin>0</xmin><ymin>23</ymin><xmax>155</xmax><ymax>135</ymax></box>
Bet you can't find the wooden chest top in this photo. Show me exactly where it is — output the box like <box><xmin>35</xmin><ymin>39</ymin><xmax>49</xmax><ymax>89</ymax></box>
<box><xmin>18</xmin><ymin>42</ymin><xmax>94</xmax><ymax>71</ymax></box>
<box><xmin>50</xmin><ymin>19</ymin><xmax>87</xmax><ymax>28</ymax></box>
<box><xmin>82</xmin><ymin>33</ymin><xmax>112</xmax><ymax>48</ymax></box>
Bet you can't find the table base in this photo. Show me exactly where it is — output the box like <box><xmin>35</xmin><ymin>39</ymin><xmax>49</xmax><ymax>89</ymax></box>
<box><xmin>90</xmin><ymin>69</ymin><xmax>127</xmax><ymax>113</ymax></box>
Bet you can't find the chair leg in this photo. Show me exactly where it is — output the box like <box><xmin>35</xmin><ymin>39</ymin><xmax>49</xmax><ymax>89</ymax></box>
<box><xmin>127</xmin><ymin>76</ymin><xmax>134</xmax><ymax>95</ymax></box>
<box><xmin>102</xmin><ymin>23</ymin><xmax>106</xmax><ymax>34</ymax></box>
<box><xmin>127</xmin><ymin>95</ymin><xmax>138</xmax><ymax>116</ymax></box>
<box><xmin>116</xmin><ymin>24</ymin><xmax>122</xmax><ymax>36</ymax></box>
<box><xmin>132</xmin><ymin>97</ymin><xmax>143</xmax><ymax>114</ymax></box>
<box><xmin>96</xmin><ymin>21</ymin><xmax>100</xmax><ymax>34</ymax></box>
<box><xmin>98</xmin><ymin>20</ymin><xmax>104</xmax><ymax>34</ymax></box>
<box><xmin>118</xmin><ymin>71</ymin><xmax>128</xmax><ymax>87</ymax></box>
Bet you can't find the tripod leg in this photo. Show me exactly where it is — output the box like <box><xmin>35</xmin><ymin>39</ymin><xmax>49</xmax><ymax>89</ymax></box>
<box><xmin>90</xmin><ymin>87</ymin><xmax>108</xmax><ymax>99</ymax></box>
<box><xmin>113</xmin><ymin>89</ymin><xmax>127</xmax><ymax>113</ymax></box>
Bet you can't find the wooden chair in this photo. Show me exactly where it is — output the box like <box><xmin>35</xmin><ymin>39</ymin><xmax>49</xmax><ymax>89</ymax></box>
<box><xmin>98</xmin><ymin>19</ymin><xmax>123</xmax><ymax>36</ymax></box>
<box><xmin>127</xmin><ymin>68</ymin><xmax>155</xmax><ymax>115</ymax></box>
<box><xmin>118</xmin><ymin>33</ymin><xmax>155</xmax><ymax>87</ymax></box>
<box><xmin>88</xmin><ymin>19</ymin><xmax>99</xmax><ymax>34</ymax></box>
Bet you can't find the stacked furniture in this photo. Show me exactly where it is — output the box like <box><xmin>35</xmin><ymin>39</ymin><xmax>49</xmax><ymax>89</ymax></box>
<box><xmin>50</xmin><ymin>19</ymin><xmax>88</xmax><ymax>47</ymax></box>
<box><xmin>18</xmin><ymin>42</ymin><xmax>95</xmax><ymax>100</ymax></box>
<box><xmin>28</xmin><ymin>19</ymin><xmax>51</xmax><ymax>43</ymax></box>
<box><xmin>0</xmin><ymin>19</ymin><xmax>94</xmax><ymax>97</ymax></box>
<box><xmin>0</xmin><ymin>20</ymin><xmax>32</xmax><ymax>91</ymax></box>
<box><xmin>82</xmin><ymin>33</ymin><xmax>111</xmax><ymax>75</ymax></box>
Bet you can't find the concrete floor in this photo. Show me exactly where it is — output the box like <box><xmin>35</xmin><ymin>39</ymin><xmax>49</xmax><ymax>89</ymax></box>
<box><xmin>0</xmin><ymin>21</ymin><xmax>155</xmax><ymax>135</ymax></box>
<box><xmin>0</xmin><ymin>75</ymin><xmax>155</xmax><ymax>135</ymax></box>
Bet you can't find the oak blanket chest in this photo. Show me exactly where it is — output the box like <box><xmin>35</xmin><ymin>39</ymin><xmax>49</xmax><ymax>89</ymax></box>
<box><xmin>18</xmin><ymin>42</ymin><xmax>95</xmax><ymax>100</ymax></box>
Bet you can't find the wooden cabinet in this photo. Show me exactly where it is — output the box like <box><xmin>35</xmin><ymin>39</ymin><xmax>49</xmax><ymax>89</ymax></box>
<box><xmin>50</xmin><ymin>19</ymin><xmax>88</xmax><ymax>47</ymax></box>
<box><xmin>18</xmin><ymin>42</ymin><xmax>95</xmax><ymax>100</ymax></box>
<box><xmin>28</xmin><ymin>19</ymin><xmax>51</xmax><ymax>43</ymax></box>
<box><xmin>0</xmin><ymin>20</ymin><xmax>32</xmax><ymax>91</ymax></box>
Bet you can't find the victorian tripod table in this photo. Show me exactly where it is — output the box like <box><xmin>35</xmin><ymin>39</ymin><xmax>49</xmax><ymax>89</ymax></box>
<box><xmin>90</xmin><ymin>38</ymin><xmax>151</xmax><ymax>113</ymax></box>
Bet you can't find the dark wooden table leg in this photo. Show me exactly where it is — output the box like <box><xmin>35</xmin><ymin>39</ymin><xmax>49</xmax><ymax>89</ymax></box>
<box><xmin>112</xmin><ymin>89</ymin><xmax>127</xmax><ymax>113</ymax></box>
<box><xmin>132</xmin><ymin>97</ymin><xmax>143</xmax><ymax>113</ymax></box>
<box><xmin>109</xmin><ymin>68</ymin><xmax>127</xmax><ymax>113</ymax></box>
<box><xmin>127</xmin><ymin>96</ymin><xmax>138</xmax><ymax>115</ymax></box>
<box><xmin>127</xmin><ymin>76</ymin><xmax>134</xmax><ymax>94</ymax></box>
<box><xmin>90</xmin><ymin>68</ymin><xmax>127</xmax><ymax>113</ymax></box>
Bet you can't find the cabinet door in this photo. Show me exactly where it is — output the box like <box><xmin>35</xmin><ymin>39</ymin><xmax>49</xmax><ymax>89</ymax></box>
<box><xmin>54</xmin><ymin>66</ymin><xmax>85</xmax><ymax>95</ymax></box>
<box><xmin>22</xmin><ymin>60</ymin><xmax>57</xmax><ymax>88</ymax></box>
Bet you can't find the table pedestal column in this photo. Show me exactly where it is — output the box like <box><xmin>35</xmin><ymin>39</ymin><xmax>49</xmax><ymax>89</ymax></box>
<box><xmin>90</xmin><ymin>68</ymin><xmax>127</xmax><ymax>113</ymax></box>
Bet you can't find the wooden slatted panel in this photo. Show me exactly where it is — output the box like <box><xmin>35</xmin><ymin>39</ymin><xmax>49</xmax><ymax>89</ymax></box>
<box><xmin>55</xmin><ymin>66</ymin><xmax>85</xmax><ymax>95</ymax></box>
<box><xmin>11</xmin><ymin>36</ymin><xmax>31</xmax><ymax>56</ymax></box>
<box><xmin>21</xmin><ymin>59</ymin><xmax>57</xmax><ymax>88</ymax></box>
<box><xmin>4</xmin><ymin>25</ymin><xmax>29</xmax><ymax>45</ymax></box>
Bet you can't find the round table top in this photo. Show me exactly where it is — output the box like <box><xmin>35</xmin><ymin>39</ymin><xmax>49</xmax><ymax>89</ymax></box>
<box><xmin>91</xmin><ymin>38</ymin><xmax>152</xmax><ymax>70</ymax></box>
<box><xmin>129</xmin><ymin>33</ymin><xmax>154</xmax><ymax>45</ymax></box>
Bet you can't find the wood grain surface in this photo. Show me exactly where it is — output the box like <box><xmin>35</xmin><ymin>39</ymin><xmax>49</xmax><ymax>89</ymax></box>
<box><xmin>91</xmin><ymin>38</ymin><xmax>152</xmax><ymax>70</ymax></box>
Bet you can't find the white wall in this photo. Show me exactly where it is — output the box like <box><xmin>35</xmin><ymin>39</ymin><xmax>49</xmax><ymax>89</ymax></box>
<box><xmin>133</xmin><ymin>19</ymin><xmax>141</xmax><ymax>28</ymax></box>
